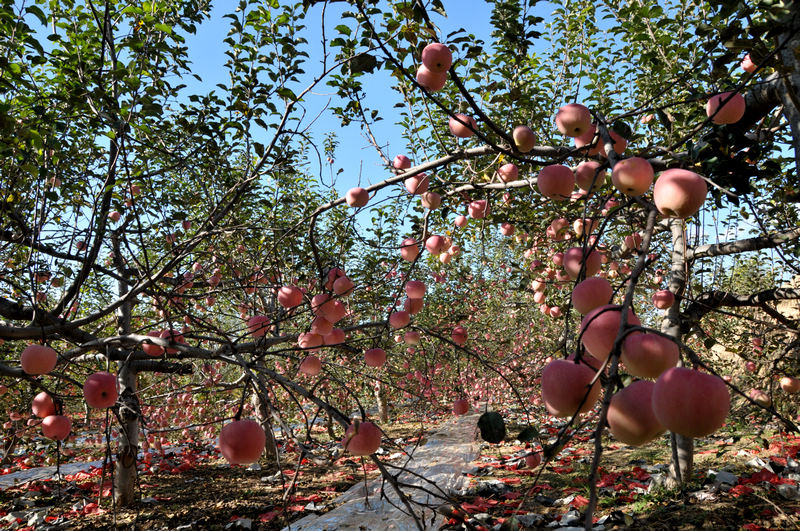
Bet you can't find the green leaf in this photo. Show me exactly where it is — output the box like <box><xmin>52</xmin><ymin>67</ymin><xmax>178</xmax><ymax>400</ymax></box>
<box><xmin>350</xmin><ymin>53</ymin><xmax>377</xmax><ymax>74</ymax></box>
<box><xmin>477</xmin><ymin>412</ymin><xmax>506</xmax><ymax>444</ymax></box>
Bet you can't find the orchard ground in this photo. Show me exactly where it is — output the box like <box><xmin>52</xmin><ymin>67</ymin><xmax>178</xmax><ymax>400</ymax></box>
<box><xmin>2</xmin><ymin>402</ymin><xmax>800</xmax><ymax>530</ymax></box>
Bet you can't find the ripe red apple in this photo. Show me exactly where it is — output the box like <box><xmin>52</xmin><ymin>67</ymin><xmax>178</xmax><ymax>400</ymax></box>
<box><xmin>541</xmin><ymin>359</ymin><xmax>601</xmax><ymax>417</ymax></box>
<box><xmin>341</xmin><ymin>420</ymin><xmax>382</xmax><ymax>456</ymax></box>
<box><xmin>780</xmin><ymin>376</ymin><xmax>800</xmax><ymax>393</ymax></box>
<box><xmin>512</xmin><ymin>125</ymin><xmax>536</xmax><ymax>152</ymax></box>
<box><xmin>562</xmin><ymin>247</ymin><xmax>601</xmax><ymax>279</ymax></box>
<box><xmin>21</xmin><ymin>344</ymin><xmax>58</xmax><ymax>375</ymax></box>
<box><xmin>525</xmin><ymin>452</ymin><xmax>542</xmax><ymax>468</ymax></box>
<box><xmin>83</xmin><ymin>371</ymin><xmax>119</xmax><ymax>409</ymax></box>
<box><xmin>425</xmin><ymin>235</ymin><xmax>447</xmax><ymax>255</ymax></box>
<box><xmin>653</xmin><ymin>168</ymin><xmax>707</xmax><ymax>219</ymax></box>
<box><xmin>468</xmin><ymin>199</ymin><xmax>490</xmax><ymax>219</ymax></box>
<box><xmin>41</xmin><ymin>415</ymin><xmax>71</xmax><ymax>441</ymax></box>
<box><xmin>607</xmin><ymin>380</ymin><xmax>665</xmax><ymax>446</ymax></box>
<box><xmin>452</xmin><ymin>326</ymin><xmax>468</xmax><ymax>346</ymax></box>
<box><xmin>394</xmin><ymin>154</ymin><xmax>412</xmax><ymax>169</ymax></box>
<box><xmin>299</xmin><ymin>355</ymin><xmax>322</xmax><ymax>376</ymax></box>
<box><xmin>580</xmin><ymin>304</ymin><xmax>641</xmax><ymax>361</ymax></box>
<box><xmin>421</xmin><ymin>42</ymin><xmax>452</xmax><ymax>72</ymax></box>
<box><xmin>651</xmin><ymin>367</ymin><xmax>730</xmax><ymax>438</ymax></box>
<box><xmin>706</xmin><ymin>92</ymin><xmax>745</xmax><ymax>124</ymax></box>
<box><xmin>400</xmin><ymin>238</ymin><xmax>420</xmax><ymax>261</ymax></box>
<box><xmin>298</xmin><ymin>332</ymin><xmax>323</xmax><ymax>349</ymax></box>
<box><xmin>748</xmin><ymin>389</ymin><xmax>771</xmax><ymax>407</ymax></box>
<box><xmin>454</xmin><ymin>215</ymin><xmax>468</xmax><ymax>227</ymax></box>
<box><xmin>389</xmin><ymin>311</ymin><xmax>410</xmax><ymax>329</ymax></box>
<box><xmin>555</xmin><ymin>103</ymin><xmax>591</xmax><ymax>137</ymax></box>
<box><xmin>497</xmin><ymin>163</ymin><xmax>519</xmax><ymax>183</ymax></box>
<box><xmin>323</xmin><ymin>328</ymin><xmax>346</xmax><ymax>345</ymax></box>
<box><xmin>420</xmin><ymin>191</ymin><xmax>442</xmax><ymax>210</ymax></box>
<box><xmin>572</xmin><ymin>277</ymin><xmax>613</xmax><ymax>315</ymax></box>
<box><xmin>333</xmin><ymin>276</ymin><xmax>355</xmax><ymax>296</ymax></box>
<box><xmin>404</xmin><ymin>173</ymin><xmax>429</xmax><ymax>195</ymax></box>
<box><xmin>453</xmin><ymin>399</ymin><xmax>470</xmax><ymax>415</ymax></box>
<box><xmin>32</xmin><ymin>392</ymin><xmax>56</xmax><ymax>418</ymax></box>
<box><xmin>652</xmin><ymin>289</ymin><xmax>675</xmax><ymax>309</ymax></box>
<box><xmin>741</xmin><ymin>53</ymin><xmax>756</xmax><ymax>73</ymax></box>
<box><xmin>449</xmin><ymin>113</ymin><xmax>477</xmax><ymax>138</ymax></box>
<box><xmin>364</xmin><ymin>348</ymin><xmax>387</xmax><ymax>367</ymax></box>
<box><xmin>611</xmin><ymin>157</ymin><xmax>654</xmax><ymax>196</ymax></box>
<box><xmin>247</xmin><ymin>315</ymin><xmax>270</xmax><ymax>337</ymax></box>
<box><xmin>574</xmin><ymin>160</ymin><xmax>607</xmax><ymax>193</ymax></box>
<box><xmin>277</xmin><ymin>285</ymin><xmax>303</xmax><ymax>309</ymax></box>
<box><xmin>404</xmin><ymin>331</ymin><xmax>421</xmax><ymax>345</ymax></box>
<box><xmin>142</xmin><ymin>330</ymin><xmax>164</xmax><ymax>356</ymax></box>
<box><xmin>416</xmin><ymin>64</ymin><xmax>447</xmax><ymax>92</ymax></box>
<box><xmin>537</xmin><ymin>164</ymin><xmax>575</xmax><ymax>200</ymax></box>
<box><xmin>310</xmin><ymin>315</ymin><xmax>334</xmax><ymax>336</ymax></box>
<box><xmin>108</xmin><ymin>211</ymin><xmax>121</xmax><ymax>222</ymax></box>
<box><xmin>159</xmin><ymin>328</ymin><xmax>185</xmax><ymax>354</ymax></box>
<box><xmin>404</xmin><ymin>297</ymin><xmax>424</xmax><ymax>315</ymax></box>
<box><xmin>745</xmin><ymin>361</ymin><xmax>757</xmax><ymax>372</ymax></box>
<box><xmin>621</xmin><ymin>333</ymin><xmax>680</xmax><ymax>379</ymax></box>
<box><xmin>405</xmin><ymin>280</ymin><xmax>426</xmax><ymax>299</ymax></box>
<box><xmin>500</xmin><ymin>223</ymin><xmax>515</xmax><ymax>236</ymax></box>
<box><xmin>219</xmin><ymin>419</ymin><xmax>266</xmax><ymax>465</ymax></box>
<box><xmin>346</xmin><ymin>187</ymin><xmax>370</xmax><ymax>207</ymax></box>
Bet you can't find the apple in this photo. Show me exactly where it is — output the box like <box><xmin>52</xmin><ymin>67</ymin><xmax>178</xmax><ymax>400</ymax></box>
<box><xmin>298</xmin><ymin>332</ymin><xmax>323</xmax><ymax>349</ymax></box>
<box><xmin>159</xmin><ymin>328</ymin><xmax>185</xmax><ymax>354</ymax></box>
<box><xmin>142</xmin><ymin>330</ymin><xmax>164</xmax><ymax>356</ymax></box>
<box><xmin>562</xmin><ymin>247</ymin><xmax>601</xmax><ymax>279</ymax></box>
<box><xmin>525</xmin><ymin>452</ymin><xmax>542</xmax><ymax>468</ymax></box>
<box><xmin>389</xmin><ymin>311</ymin><xmax>410</xmax><ymax>329</ymax></box>
<box><xmin>745</xmin><ymin>361</ymin><xmax>757</xmax><ymax>372</ymax></box>
<box><xmin>299</xmin><ymin>355</ymin><xmax>322</xmax><ymax>376</ymax></box>
<box><xmin>323</xmin><ymin>328</ymin><xmax>346</xmax><ymax>345</ymax></box>
<box><xmin>310</xmin><ymin>315</ymin><xmax>334</xmax><ymax>336</ymax></box>
<box><xmin>421</xmin><ymin>42</ymin><xmax>452</xmax><ymax>72</ymax></box>
<box><xmin>537</xmin><ymin>164</ymin><xmax>575</xmax><ymax>200</ymax></box>
<box><xmin>555</xmin><ymin>103</ymin><xmax>591</xmax><ymax>137</ymax></box>
<box><xmin>219</xmin><ymin>419</ymin><xmax>266</xmax><ymax>465</ymax></box>
<box><xmin>607</xmin><ymin>380</ymin><xmax>665</xmax><ymax>446</ymax></box>
<box><xmin>574</xmin><ymin>125</ymin><xmax>627</xmax><ymax>157</ymax></box>
<box><xmin>333</xmin><ymin>276</ymin><xmax>355</xmax><ymax>296</ymax></box>
<box><xmin>453</xmin><ymin>399</ymin><xmax>470</xmax><ymax>415</ymax></box>
<box><xmin>394</xmin><ymin>155</ymin><xmax>411</xmax><ymax>170</ymax></box>
<box><xmin>451</xmin><ymin>326</ymin><xmax>468</xmax><ymax>346</ymax></box>
<box><xmin>449</xmin><ymin>113</ymin><xmax>477</xmax><ymax>138</ymax></box>
<box><xmin>571</xmin><ymin>277</ymin><xmax>613</xmax><ymax>315</ymax></box>
<box><xmin>652</xmin><ymin>289</ymin><xmax>675</xmax><ymax>309</ymax></box>
<box><xmin>416</xmin><ymin>65</ymin><xmax>447</xmax><ymax>92</ymax></box>
<box><xmin>41</xmin><ymin>415</ymin><xmax>71</xmax><ymax>441</ymax></box>
<box><xmin>425</xmin><ymin>235</ymin><xmax>447</xmax><ymax>255</ymax></box>
<box><xmin>365</xmin><ymin>348</ymin><xmax>387</xmax><ymax>367</ymax></box>
<box><xmin>277</xmin><ymin>285</ymin><xmax>303</xmax><ymax>309</ymax></box>
<box><xmin>497</xmin><ymin>163</ymin><xmax>519</xmax><ymax>183</ymax></box>
<box><xmin>400</xmin><ymin>238</ymin><xmax>420</xmax><ymax>261</ymax></box>
<box><xmin>653</xmin><ymin>168</ymin><xmax>707</xmax><ymax>218</ymax></box>
<box><xmin>404</xmin><ymin>173</ymin><xmax>429</xmax><ymax>195</ymax></box>
<box><xmin>420</xmin><ymin>191</ymin><xmax>442</xmax><ymax>209</ymax></box>
<box><xmin>108</xmin><ymin>211</ymin><xmax>121</xmax><ymax>222</ymax></box>
<box><xmin>21</xmin><ymin>344</ymin><xmax>58</xmax><ymax>375</ymax></box>
<box><xmin>541</xmin><ymin>359</ymin><xmax>601</xmax><ymax>417</ymax></box>
<box><xmin>621</xmin><ymin>333</ymin><xmax>680</xmax><ymax>379</ymax></box>
<box><xmin>32</xmin><ymin>392</ymin><xmax>56</xmax><ymax>418</ymax></box>
<box><xmin>404</xmin><ymin>331</ymin><xmax>420</xmax><ymax>345</ymax></box>
<box><xmin>83</xmin><ymin>371</ymin><xmax>119</xmax><ymax>409</ymax></box>
<box><xmin>651</xmin><ymin>367</ymin><xmax>730</xmax><ymax>438</ymax></box>
<box><xmin>574</xmin><ymin>160</ymin><xmax>607</xmax><ymax>193</ymax></box>
<box><xmin>580</xmin><ymin>304</ymin><xmax>641</xmax><ymax>361</ymax></box>
<box><xmin>247</xmin><ymin>315</ymin><xmax>270</xmax><ymax>338</ymax></box>
<box><xmin>404</xmin><ymin>297</ymin><xmax>424</xmax><ymax>315</ymax></box>
<box><xmin>500</xmin><ymin>223</ymin><xmax>515</xmax><ymax>236</ymax></box>
<box><xmin>741</xmin><ymin>53</ymin><xmax>756</xmax><ymax>73</ymax></box>
<box><xmin>706</xmin><ymin>92</ymin><xmax>745</xmax><ymax>124</ymax></box>
<box><xmin>513</xmin><ymin>125</ymin><xmax>536</xmax><ymax>152</ymax></box>
<box><xmin>611</xmin><ymin>157</ymin><xmax>654</xmax><ymax>196</ymax></box>
<box><xmin>468</xmin><ymin>199</ymin><xmax>490</xmax><ymax>219</ymax></box>
<box><xmin>346</xmin><ymin>187</ymin><xmax>370</xmax><ymax>207</ymax></box>
<box><xmin>341</xmin><ymin>420</ymin><xmax>382</xmax><ymax>456</ymax></box>
<box><xmin>780</xmin><ymin>377</ymin><xmax>800</xmax><ymax>393</ymax></box>
<box><xmin>405</xmin><ymin>280</ymin><xmax>426</xmax><ymax>299</ymax></box>
<box><xmin>748</xmin><ymin>389</ymin><xmax>771</xmax><ymax>407</ymax></box>
<box><xmin>320</xmin><ymin>299</ymin><xmax>346</xmax><ymax>323</ymax></box>
<box><xmin>454</xmin><ymin>215</ymin><xmax>468</xmax><ymax>227</ymax></box>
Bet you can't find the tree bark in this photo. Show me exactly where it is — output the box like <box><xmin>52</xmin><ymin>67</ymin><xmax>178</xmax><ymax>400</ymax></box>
<box><xmin>251</xmin><ymin>392</ymin><xmax>278</xmax><ymax>461</ymax></box>
<box><xmin>114</xmin><ymin>363</ymin><xmax>139</xmax><ymax>506</ymax></box>
<box><xmin>375</xmin><ymin>380</ymin><xmax>389</xmax><ymax>423</ymax></box>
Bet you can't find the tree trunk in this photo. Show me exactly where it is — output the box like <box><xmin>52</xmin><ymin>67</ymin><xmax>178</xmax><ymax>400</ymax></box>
<box><xmin>251</xmin><ymin>392</ymin><xmax>278</xmax><ymax>461</ymax></box>
<box><xmin>114</xmin><ymin>363</ymin><xmax>139</xmax><ymax>506</ymax></box>
<box><xmin>375</xmin><ymin>381</ymin><xmax>389</xmax><ymax>423</ymax></box>
<box><xmin>662</xmin><ymin>219</ymin><xmax>694</xmax><ymax>486</ymax></box>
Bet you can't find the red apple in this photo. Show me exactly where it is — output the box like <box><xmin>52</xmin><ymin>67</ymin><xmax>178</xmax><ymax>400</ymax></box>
<box><xmin>653</xmin><ymin>169</ymin><xmax>707</xmax><ymax>219</ymax></box>
<box><xmin>404</xmin><ymin>331</ymin><xmax>420</xmax><ymax>345</ymax></box>
<box><xmin>20</xmin><ymin>344</ymin><xmax>58</xmax><ymax>375</ymax></box>
<box><xmin>562</xmin><ymin>247</ymin><xmax>601</xmax><ymax>279</ymax></box>
<box><xmin>83</xmin><ymin>372</ymin><xmax>119</xmax><ymax>409</ymax></box>
<box><xmin>541</xmin><ymin>359</ymin><xmax>601</xmax><ymax>417</ymax></box>
<box><xmin>219</xmin><ymin>419</ymin><xmax>266</xmax><ymax>465</ymax></box>
<box><xmin>341</xmin><ymin>420</ymin><xmax>382</xmax><ymax>456</ymax></box>
<box><xmin>323</xmin><ymin>328</ymin><xmax>345</xmax><ymax>345</ymax></box>
<box><xmin>108</xmin><ymin>211</ymin><xmax>121</xmax><ymax>222</ymax></box>
<box><xmin>580</xmin><ymin>304</ymin><xmax>641</xmax><ymax>361</ymax></box>
<box><xmin>525</xmin><ymin>452</ymin><xmax>542</xmax><ymax>468</ymax></box>
<box><xmin>652</xmin><ymin>289</ymin><xmax>675</xmax><ymax>309</ymax></box>
<box><xmin>574</xmin><ymin>160</ymin><xmax>607</xmax><ymax>193</ymax></box>
<box><xmin>365</xmin><ymin>348</ymin><xmax>387</xmax><ymax>367</ymax></box>
<box><xmin>310</xmin><ymin>315</ymin><xmax>334</xmax><ymax>336</ymax></box>
<box><xmin>500</xmin><ymin>223</ymin><xmax>515</xmax><ymax>236</ymax></box>
<box><xmin>299</xmin><ymin>355</ymin><xmax>322</xmax><ymax>376</ymax></box>
<box><xmin>555</xmin><ymin>103</ymin><xmax>591</xmax><ymax>137</ymax></box>
<box><xmin>451</xmin><ymin>326</ymin><xmax>468</xmax><ymax>346</ymax></box>
<box><xmin>416</xmin><ymin>64</ymin><xmax>447</xmax><ymax>92</ymax></box>
<box><xmin>537</xmin><ymin>164</ymin><xmax>575</xmax><ymax>200</ymax></box>
<box><xmin>41</xmin><ymin>415</ymin><xmax>71</xmax><ymax>440</ymax></box>
<box><xmin>421</xmin><ymin>42</ymin><xmax>452</xmax><ymax>72</ymax></box>
<box><xmin>142</xmin><ymin>330</ymin><xmax>164</xmax><ymax>356</ymax></box>
<box><xmin>748</xmin><ymin>389</ymin><xmax>771</xmax><ymax>407</ymax></box>
<box><xmin>404</xmin><ymin>173</ymin><xmax>429</xmax><ymax>195</ymax></box>
<box><xmin>611</xmin><ymin>157</ymin><xmax>654</xmax><ymax>196</ymax></box>
<box><xmin>780</xmin><ymin>377</ymin><xmax>800</xmax><ymax>393</ymax></box>
<box><xmin>333</xmin><ymin>276</ymin><xmax>355</xmax><ymax>296</ymax></box>
<box><xmin>607</xmin><ymin>380</ymin><xmax>665</xmax><ymax>446</ymax></box>
<box><xmin>454</xmin><ymin>215</ymin><xmax>468</xmax><ymax>227</ymax></box>
<box><xmin>404</xmin><ymin>297</ymin><xmax>424</xmax><ymax>315</ymax></box>
<box><xmin>651</xmin><ymin>367</ymin><xmax>730</xmax><ymax>438</ymax></box>
<box><xmin>468</xmin><ymin>199</ymin><xmax>490</xmax><ymax>219</ymax></box>
<box><xmin>400</xmin><ymin>238</ymin><xmax>420</xmax><ymax>261</ymax></box>
<box><xmin>389</xmin><ymin>311</ymin><xmax>410</xmax><ymax>329</ymax></box>
<box><xmin>247</xmin><ymin>315</ymin><xmax>270</xmax><ymax>338</ymax></box>
<box><xmin>32</xmin><ymin>392</ymin><xmax>56</xmax><ymax>418</ymax></box>
<box><xmin>453</xmin><ymin>399</ymin><xmax>470</xmax><ymax>415</ymax></box>
<box><xmin>405</xmin><ymin>280</ymin><xmax>426</xmax><ymax>299</ymax></box>
<box><xmin>706</xmin><ymin>92</ymin><xmax>745</xmax><ymax>124</ymax></box>
<box><xmin>449</xmin><ymin>113</ymin><xmax>477</xmax><ymax>138</ymax></box>
<box><xmin>425</xmin><ymin>235</ymin><xmax>447</xmax><ymax>255</ymax></box>
<box><xmin>621</xmin><ymin>333</ymin><xmax>680</xmax><ymax>379</ymax></box>
<box><xmin>513</xmin><ymin>125</ymin><xmax>536</xmax><ymax>152</ymax></box>
<box><xmin>298</xmin><ymin>332</ymin><xmax>323</xmax><ymax>349</ymax></box>
<box><xmin>741</xmin><ymin>53</ymin><xmax>756</xmax><ymax>73</ymax></box>
<box><xmin>571</xmin><ymin>277</ymin><xmax>613</xmax><ymax>315</ymax></box>
<box><xmin>420</xmin><ymin>191</ymin><xmax>442</xmax><ymax>209</ymax></box>
<box><xmin>159</xmin><ymin>328</ymin><xmax>185</xmax><ymax>354</ymax></box>
<box><xmin>393</xmin><ymin>154</ymin><xmax>412</xmax><ymax>169</ymax></box>
<box><xmin>277</xmin><ymin>285</ymin><xmax>303</xmax><ymax>309</ymax></box>
<box><xmin>346</xmin><ymin>187</ymin><xmax>370</xmax><ymax>208</ymax></box>
<box><xmin>497</xmin><ymin>163</ymin><xmax>519</xmax><ymax>183</ymax></box>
